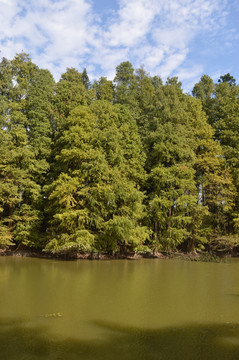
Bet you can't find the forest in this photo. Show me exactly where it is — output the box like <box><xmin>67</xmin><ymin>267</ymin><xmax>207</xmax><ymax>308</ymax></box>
<box><xmin>0</xmin><ymin>53</ymin><xmax>239</xmax><ymax>256</ymax></box>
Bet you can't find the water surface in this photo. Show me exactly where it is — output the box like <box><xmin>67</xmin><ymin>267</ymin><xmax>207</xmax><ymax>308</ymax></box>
<box><xmin>0</xmin><ymin>257</ymin><xmax>239</xmax><ymax>359</ymax></box>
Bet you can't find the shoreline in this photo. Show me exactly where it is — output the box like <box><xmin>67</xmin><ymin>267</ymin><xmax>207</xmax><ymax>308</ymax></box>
<box><xmin>0</xmin><ymin>248</ymin><xmax>165</xmax><ymax>260</ymax></box>
<box><xmin>0</xmin><ymin>247</ymin><xmax>238</xmax><ymax>261</ymax></box>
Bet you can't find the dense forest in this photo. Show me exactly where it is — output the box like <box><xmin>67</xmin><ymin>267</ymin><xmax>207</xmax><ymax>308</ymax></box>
<box><xmin>0</xmin><ymin>53</ymin><xmax>239</xmax><ymax>256</ymax></box>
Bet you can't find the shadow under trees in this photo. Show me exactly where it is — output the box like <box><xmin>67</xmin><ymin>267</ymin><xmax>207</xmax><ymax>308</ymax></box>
<box><xmin>0</xmin><ymin>317</ymin><xmax>239</xmax><ymax>360</ymax></box>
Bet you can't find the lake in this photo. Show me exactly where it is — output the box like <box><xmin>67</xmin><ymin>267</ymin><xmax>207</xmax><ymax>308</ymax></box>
<box><xmin>0</xmin><ymin>257</ymin><xmax>239</xmax><ymax>359</ymax></box>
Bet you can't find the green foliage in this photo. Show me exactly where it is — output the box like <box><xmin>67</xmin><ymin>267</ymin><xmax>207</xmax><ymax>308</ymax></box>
<box><xmin>218</xmin><ymin>73</ymin><xmax>236</xmax><ymax>86</ymax></box>
<box><xmin>53</xmin><ymin>68</ymin><xmax>87</xmax><ymax>135</ymax></box>
<box><xmin>81</xmin><ymin>68</ymin><xmax>91</xmax><ymax>90</ymax></box>
<box><xmin>113</xmin><ymin>61</ymin><xmax>139</xmax><ymax>117</ymax></box>
<box><xmin>100</xmin><ymin>216</ymin><xmax>149</xmax><ymax>253</ymax></box>
<box><xmin>0</xmin><ymin>223</ymin><xmax>13</xmax><ymax>248</ymax></box>
<box><xmin>188</xmin><ymin>252</ymin><xmax>221</xmax><ymax>263</ymax></box>
<box><xmin>12</xmin><ymin>205</ymin><xmax>42</xmax><ymax>247</ymax></box>
<box><xmin>193</xmin><ymin>75</ymin><xmax>239</xmax><ymax>239</ymax></box>
<box><xmin>44</xmin><ymin>100</ymin><xmax>148</xmax><ymax>254</ymax></box>
<box><xmin>92</xmin><ymin>77</ymin><xmax>114</xmax><ymax>102</ymax></box>
<box><xmin>210</xmin><ymin>235</ymin><xmax>239</xmax><ymax>253</ymax></box>
<box><xmin>0</xmin><ymin>53</ymin><xmax>238</xmax><ymax>255</ymax></box>
<box><xmin>44</xmin><ymin>230</ymin><xmax>95</xmax><ymax>254</ymax></box>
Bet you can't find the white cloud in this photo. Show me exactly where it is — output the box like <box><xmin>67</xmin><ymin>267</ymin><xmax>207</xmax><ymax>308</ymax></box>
<box><xmin>0</xmin><ymin>0</ymin><xmax>97</xmax><ymax>77</ymax></box>
<box><xmin>176</xmin><ymin>65</ymin><xmax>203</xmax><ymax>81</ymax></box>
<box><xmin>105</xmin><ymin>0</ymin><xmax>159</xmax><ymax>47</ymax></box>
<box><xmin>0</xmin><ymin>0</ymin><xmax>229</xmax><ymax>86</ymax></box>
<box><xmin>175</xmin><ymin>64</ymin><xmax>204</xmax><ymax>93</ymax></box>
<box><xmin>156</xmin><ymin>49</ymin><xmax>189</xmax><ymax>78</ymax></box>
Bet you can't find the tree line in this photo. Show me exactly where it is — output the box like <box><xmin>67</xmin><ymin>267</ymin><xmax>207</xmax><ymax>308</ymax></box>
<box><xmin>0</xmin><ymin>54</ymin><xmax>238</xmax><ymax>255</ymax></box>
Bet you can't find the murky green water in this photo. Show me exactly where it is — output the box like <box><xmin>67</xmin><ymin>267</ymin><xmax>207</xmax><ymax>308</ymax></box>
<box><xmin>0</xmin><ymin>257</ymin><xmax>239</xmax><ymax>359</ymax></box>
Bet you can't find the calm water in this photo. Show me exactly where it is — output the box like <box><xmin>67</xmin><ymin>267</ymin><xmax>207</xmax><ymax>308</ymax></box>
<box><xmin>0</xmin><ymin>257</ymin><xmax>239</xmax><ymax>359</ymax></box>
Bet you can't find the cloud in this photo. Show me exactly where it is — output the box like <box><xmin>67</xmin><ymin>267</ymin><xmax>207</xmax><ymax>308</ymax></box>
<box><xmin>0</xmin><ymin>0</ymin><xmax>229</xmax><ymax>86</ymax></box>
<box><xmin>0</xmin><ymin>0</ymin><xmax>97</xmax><ymax>77</ymax></box>
<box><xmin>105</xmin><ymin>0</ymin><xmax>159</xmax><ymax>47</ymax></box>
<box><xmin>156</xmin><ymin>50</ymin><xmax>189</xmax><ymax>78</ymax></box>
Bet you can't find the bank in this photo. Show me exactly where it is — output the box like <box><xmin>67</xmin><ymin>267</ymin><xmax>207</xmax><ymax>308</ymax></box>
<box><xmin>0</xmin><ymin>244</ymin><xmax>238</xmax><ymax>261</ymax></box>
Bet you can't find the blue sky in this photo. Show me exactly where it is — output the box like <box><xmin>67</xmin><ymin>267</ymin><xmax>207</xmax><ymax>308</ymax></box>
<box><xmin>0</xmin><ymin>0</ymin><xmax>239</xmax><ymax>91</ymax></box>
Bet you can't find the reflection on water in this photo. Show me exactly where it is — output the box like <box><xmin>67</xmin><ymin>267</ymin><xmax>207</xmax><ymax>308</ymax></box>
<box><xmin>0</xmin><ymin>257</ymin><xmax>239</xmax><ymax>359</ymax></box>
<box><xmin>0</xmin><ymin>317</ymin><xmax>239</xmax><ymax>359</ymax></box>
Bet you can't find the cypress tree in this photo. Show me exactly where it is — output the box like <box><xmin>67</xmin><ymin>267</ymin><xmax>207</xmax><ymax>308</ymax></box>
<box><xmin>45</xmin><ymin>101</ymin><xmax>148</xmax><ymax>254</ymax></box>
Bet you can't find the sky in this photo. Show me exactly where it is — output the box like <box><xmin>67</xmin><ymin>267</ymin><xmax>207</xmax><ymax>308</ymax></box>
<box><xmin>0</xmin><ymin>0</ymin><xmax>239</xmax><ymax>91</ymax></box>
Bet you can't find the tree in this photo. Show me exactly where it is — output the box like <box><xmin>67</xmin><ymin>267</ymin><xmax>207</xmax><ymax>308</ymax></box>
<box><xmin>0</xmin><ymin>54</ymin><xmax>55</xmax><ymax>248</ymax></box>
<box><xmin>218</xmin><ymin>73</ymin><xmax>236</xmax><ymax>86</ymax></box>
<box><xmin>0</xmin><ymin>125</ymin><xmax>41</xmax><ymax>248</ymax></box>
<box><xmin>26</xmin><ymin>68</ymin><xmax>55</xmax><ymax>184</ymax></box>
<box><xmin>45</xmin><ymin>106</ymin><xmax>97</xmax><ymax>254</ymax></box>
<box><xmin>194</xmin><ymin>75</ymin><xmax>239</xmax><ymax>238</ymax></box>
<box><xmin>192</xmin><ymin>75</ymin><xmax>215</xmax><ymax>121</ymax></box>
<box><xmin>210</xmin><ymin>81</ymin><xmax>239</xmax><ymax>233</ymax></box>
<box><xmin>114</xmin><ymin>61</ymin><xmax>139</xmax><ymax>117</ymax></box>
<box><xmin>92</xmin><ymin>77</ymin><xmax>114</xmax><ymax>102</ymax></box>
<box><xmin>186</xmin><ymin>96</ymin><xmax>235</xmax><ymax>247</ymax></box>
<box><xmin>145</xmin><ymin>81</ymin><xmax>235</xmax><ymax>252</ymax></box>
<box><xmin>45</xmin><ymin>101</ymin><xmax>148</xmax><ymax>254</ymax></box>
<box><xmin>134</xmin><ymin>67</ymin><xmax>156</xmax><ymax>143</ymax></box>
<box><xmin>53</xmin><ymin>68</ymin><xmax>87</xmax><ymax>136</ymax></box>
<box><xmin>82</xmin><ymin>68</ymin><xmax>91</xmax><ymax>90</ymax></box>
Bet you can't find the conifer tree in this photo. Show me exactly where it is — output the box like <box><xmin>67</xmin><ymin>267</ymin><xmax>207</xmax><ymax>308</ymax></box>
<box><xmin>92</xmin><ymin>77</ymin><xmax>114</xmax><ymax>102</ymax></box>
<box><xmin>193</xmin><ymin>75</ymin><xmax>239</xmax><ymax>239</ymax></box>
<box><xmin>134</xmin><ymin>67</ymin><xmax>157</xmax><ymax>144</ymax></box>
<box><xmin>45</xmin><ymin>101</ymin><xmax>148</xmax><ymax>254</ymax></box>
<box><xmin>53</xmin><ymin>68</ymin><xmax>87</xmax><ymax>136</ymax></box>
<box><xmin>26</xmin><ymin>68</ymin><xmax>55</xmax><ymax>184</ymax></box>
<box><xmin>145</xmin><ymin>81</ymin><xmax>234</xmax><ymax>251</ymax></box>
<box><xmin>0</xmin><ymin>124</ymin><xmax>41</xmax><ymax>247</ymax></box>
<box><xmin>146</xmin><ymin>83</ymin><xmax>198</xmax><ymax>251</ymax></box>
<box><xmin>114</xmin><ymin>61</ymin><xmax>139</xmax><ymax>118</ymax></box>
<box><xmin>0</xmin><ymin>54</ymin><xmax>238</xmax><ymax>254</ymax></box>
<box><xmin>0</xmin><ymin>54</ymin><xmax>54</xmax><ymax>248</ymax></box>
<box><xmin>82</xmin><ymin>68</ymin><xmax>91</xmax><ymax>90</ymax></box>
